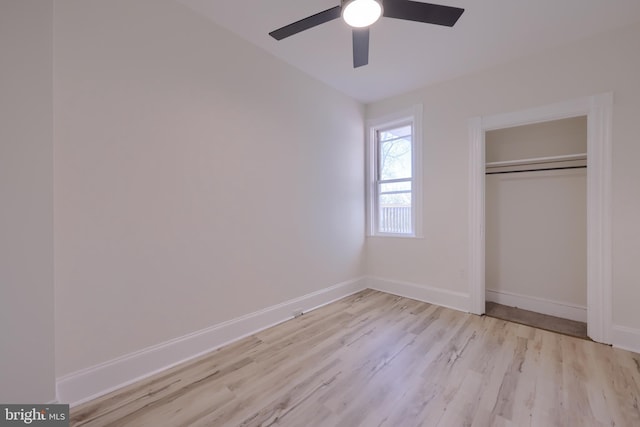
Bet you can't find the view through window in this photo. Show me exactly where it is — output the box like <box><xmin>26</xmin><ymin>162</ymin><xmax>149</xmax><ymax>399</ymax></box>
<box><xmin>376</xmin><ymin>124</ymin><xmax>413</xmax><ymax>234</ymax></box>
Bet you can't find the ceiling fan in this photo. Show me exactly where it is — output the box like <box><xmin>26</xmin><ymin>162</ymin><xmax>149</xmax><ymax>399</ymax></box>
<box><xmin>269</xmin><ymin>0</ymin><xmax>464</xmax><ymax>68</ymax></box>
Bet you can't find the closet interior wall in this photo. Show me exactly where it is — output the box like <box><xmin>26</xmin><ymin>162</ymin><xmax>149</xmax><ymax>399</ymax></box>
<box><xmin>485</xmin><ymin>116</ymin><xmax>588</xmax><ymax>318</ymax></box>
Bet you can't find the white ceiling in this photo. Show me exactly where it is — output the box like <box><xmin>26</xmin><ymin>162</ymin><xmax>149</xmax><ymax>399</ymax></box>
<box><xmin>179</xmin><ymin>0</ymin><xmax>640</xmax><ymax>103</ymax></box>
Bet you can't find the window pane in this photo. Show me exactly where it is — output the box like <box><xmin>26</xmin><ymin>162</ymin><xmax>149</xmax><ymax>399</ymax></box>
<box><xmin>378</xmin><ymin>192</ymin><xmax>412</xmax><ymax>234</ymax></box>
<box><xmin>380</xmin><ymin>180</ymin><xmax>411</xmax><ymax>194</ymax></box>
<box><xmin>379</xmin><ymin>125</ymin><xmax>411</xmax><ymax>141</ymax></box>
<box><xmin>379</xmin><ymin>133</ymin><xmax>412</xmax><ymax>180</ymax></box>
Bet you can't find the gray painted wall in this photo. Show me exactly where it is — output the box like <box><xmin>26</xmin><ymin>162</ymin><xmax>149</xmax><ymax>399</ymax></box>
<box><xmin>0</xmin><ymin>0</ymin><xmax>55</xmax><ymax>403</ymax></box>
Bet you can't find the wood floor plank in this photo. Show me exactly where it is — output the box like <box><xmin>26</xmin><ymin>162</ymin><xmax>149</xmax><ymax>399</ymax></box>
<box><xmin>486</xmin><ymin>302</ymin><xmax>588</xmax><ymax>339</ymax></box>
<box><xmin>70</xmin><ymin>290</ymin><xmax>640</xmax><ymax>427</ymax></box>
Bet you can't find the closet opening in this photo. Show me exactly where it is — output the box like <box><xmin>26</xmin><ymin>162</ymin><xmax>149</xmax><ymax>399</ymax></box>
<box><xmin>484</xmin><ymin>117</ymin><xmax>588</xmax><ymax>339</ymax></box>
<box><xmin>468</xmin><ymin>93</ymin><xmax>613</xmax><ymax>344</ymax></box>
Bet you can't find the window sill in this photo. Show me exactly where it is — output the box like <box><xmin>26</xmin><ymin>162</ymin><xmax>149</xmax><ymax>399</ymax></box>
<box><xmin>366</xmin><ymin>233</ymin><xmax>424</xmax><ymax>239</ymax></box>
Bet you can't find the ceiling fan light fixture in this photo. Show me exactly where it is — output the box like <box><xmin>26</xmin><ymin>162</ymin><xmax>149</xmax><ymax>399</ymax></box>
<box><xmin>342</xmin><ymin>0</ymin><xmax>382</xmax><ymax>28</ymax></box>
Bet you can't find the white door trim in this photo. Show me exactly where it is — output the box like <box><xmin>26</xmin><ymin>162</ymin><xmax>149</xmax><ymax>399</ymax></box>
<box><xmin>468</xmin><ymin>93</ymin><xmax>613</xmax><ymax>344</ymax></box>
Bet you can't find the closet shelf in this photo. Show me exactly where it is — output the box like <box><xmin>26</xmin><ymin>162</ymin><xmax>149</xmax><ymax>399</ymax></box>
<box><xmin>486</xmin><ymin>153</ymin><xmax>587</xmax><ymax>168</ymax></box>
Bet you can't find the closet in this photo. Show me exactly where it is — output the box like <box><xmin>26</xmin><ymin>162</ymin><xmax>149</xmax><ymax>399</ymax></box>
<box><xmin>484</xmin><ymin>116</ymin><xmax>587</xmax><ymax>336</ymax></box>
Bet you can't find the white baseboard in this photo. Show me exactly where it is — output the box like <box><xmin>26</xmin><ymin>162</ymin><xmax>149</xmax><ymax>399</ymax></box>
<box><xmin>367</xmin><ymin>276</ymin><xmax>470</xmax><ymax>313</ymax></box>
<box><xmin>611</xmin><ymin>324</ymin><xmax>640</xmax><ymax>354</ymax></box>
<box><xmin>56</xmin><ymin>277</ymin><xmax>367</xmax><ymax>407</ymax></box>
<box><xmin>486</xmin><ymin>289</ymin><xmax>587</xmax><ymax>322</ymax></box>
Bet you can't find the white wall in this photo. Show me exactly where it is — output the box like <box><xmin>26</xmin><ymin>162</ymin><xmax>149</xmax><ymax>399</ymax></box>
<box><xmin>54</xmin><ymin>0</ymin><xmax>364</xmax><ymax>378</ymax></box>
<box><xmin>486</xmin><ymin>170</ymin><xmax>587</xmax><ymax>307</ymax></box>
<box><xmin>485</xmin><ymin>117</ymin><xmax>587</xmax><ymax>162</ymax></box>
<box><xmin>366</xmin><ymin>22</ymin><xmax>640</xmax><ymax>332</ymax></box>
<box><xmin>0</xmin><ymin>1</ymin><xmax>55</xmax><ymax>403</ymax></box>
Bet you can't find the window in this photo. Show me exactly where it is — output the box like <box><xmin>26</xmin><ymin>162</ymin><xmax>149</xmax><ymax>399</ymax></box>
<box><xmin>367</xmin><ymin>105</ymin><xmax>422</xmax><ymax>237</ymax></box>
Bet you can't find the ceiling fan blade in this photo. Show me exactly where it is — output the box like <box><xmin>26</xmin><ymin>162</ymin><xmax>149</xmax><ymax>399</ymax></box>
<box><xmin>269</xmin><ymin>6</ymin><xmax>342</xmax><ymax>40</ymax></box>
<box><xmin>382</xmin><ymin>0</ymin><xmax>464</xmax><ymax>27</ymax></box>
<box><xmin>352</xmin><ymin>28</ymin><xmax>370</xmax><ymax>68</ymax></box>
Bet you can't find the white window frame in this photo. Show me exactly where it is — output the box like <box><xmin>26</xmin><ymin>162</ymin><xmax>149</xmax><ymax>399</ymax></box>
<box><xmin>366</xmin><ymin>104</ymin><xmax>423</xmax><ymax>238</ymax></box>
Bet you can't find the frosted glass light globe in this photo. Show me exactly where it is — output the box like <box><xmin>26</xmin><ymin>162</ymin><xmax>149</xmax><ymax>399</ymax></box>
<box><xmin>342</xmin><ymin>0</ymin><xmax>383</xmax><ymax>28</ymax></box>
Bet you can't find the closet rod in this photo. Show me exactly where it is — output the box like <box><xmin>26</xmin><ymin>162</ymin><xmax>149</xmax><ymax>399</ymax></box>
<box><xmin>486</xmin><ymin>165</ymin><xmax>586</xmax><ymax>175</ymax></box>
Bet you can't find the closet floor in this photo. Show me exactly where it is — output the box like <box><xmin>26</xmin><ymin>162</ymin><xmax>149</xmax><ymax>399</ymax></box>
<box><xmin>485</xmin><ymin>302</ymin><xmax>588</xmax><ymax>340</ymax></box>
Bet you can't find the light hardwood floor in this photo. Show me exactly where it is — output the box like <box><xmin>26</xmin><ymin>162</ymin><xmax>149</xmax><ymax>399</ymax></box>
<box><xmin>70</xmin><ymin>290</ymin><xmax>640</xmax><ymax>426</ymax></box>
